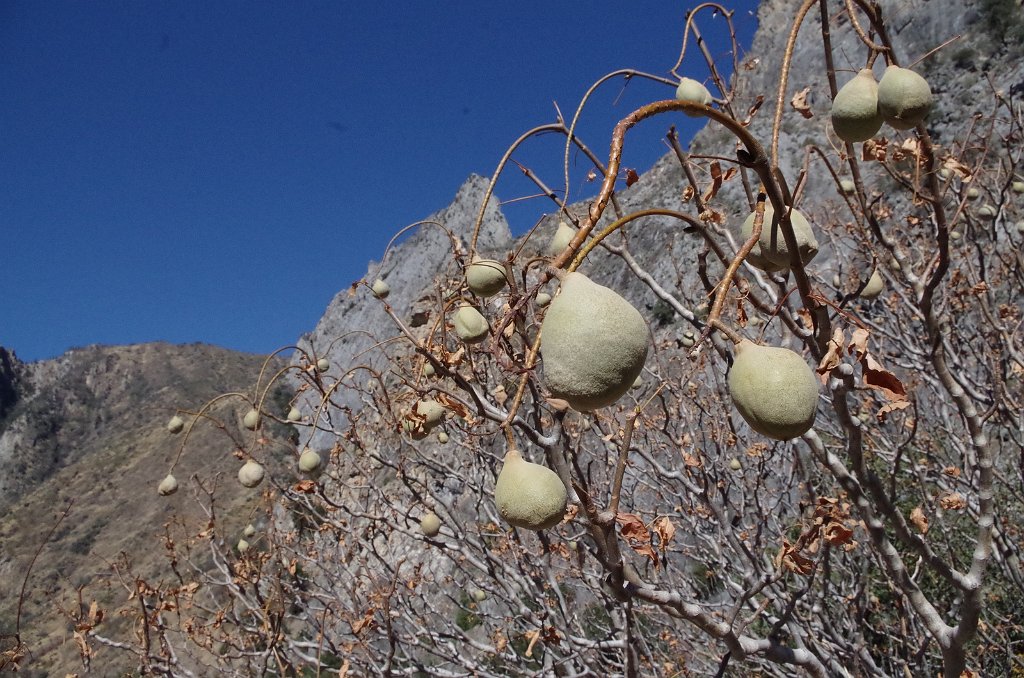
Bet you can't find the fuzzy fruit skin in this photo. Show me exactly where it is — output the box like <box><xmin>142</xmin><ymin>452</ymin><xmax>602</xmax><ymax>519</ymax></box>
<box><xmin>371</xmin><ymin>278</ymin><xmax>390</xmax><ymax>299</ymax></box>
<box><xmin>415</xmin><ymin>399</ymin><xmax>446</xmax><ymax>429</ymax></box>
<box><xmin>1012</xmin><ymin>181</ymin><xmax>1024</xmax><ymax>194</ymax></box>
<box><xmin>454</xmin><ymin>304</ymin><xmax>489</xmax><ymax>344</ymax></box>
<box><xmin>546</xmin><ymin>221</ymin><xmax>576</xmax><ymax>256</ymax></box>
<box><xmin>167</xmin><ymin>415</ymin><xmax>184</xmax><ymax>434</ymax></box>
<box><xmin>238</xmin><ymin>460</ymin><xmax>265</xmax><ymax>488</ymax></box>
<box><xmin>740</xmin><ymin>205</ymin><xmax>819</xmax><ymax>272</ymax></box>
<box><xmin>535</xmin><ymin>292</ymin><xmax>552</xmax><ymax>308</ymax></box>
<box><xmin>158</xmin><ymin>474</ymin><xmax>179</xmax><ymax>496</ymax></box>
<box><xmin>237</xmin><ymin>539</ymin><xmax>250</xmax><ymax>553</ymax></box>
<box><xmin>298</xmin><ymin>449</ymin><xmax>322</xmax><ymax>473</ymax></box>
<box><xmin>839</xmin><ymin>179</ymin><xmax>856</xmax><ymax>195</ymax></box>
<box><xmin>316</xmin><ymin>358</ymin><xmax>330</xmax><ymax>373</ymax></box>
<box><xmin>243</xmin><ymin>408</ymin><xmax>260</xmax><ymax>431</ymax></box>
<box><xmin>860</xmin><ymin>270</ymin><xmax>885</xmax><ymax>299</ymax></box>
<box><xmin>831</xmin><ymin>69</ymin><xmax>884</xmax><ymax>142</ymax></box>
<box><xmin>471</xmin><ymin>588</ymin><xmax>487</xmax><ymax>602</ymax></box>
<box><xmin>243</xmin><ymin>524</ymin><xmax>256</xmax><ymax>538</ymax></box>
<box><xmin>877</xmin><ymin>65</ymin><xmax>933</xmax><ymax>130</ymax></box>
<box><xmin>420</xmin><ymin>512</ymin><xmax>442</xmax><ymax>537</ymax></box>
<box><xmin>728</xmin><ymin>340</ymin><xmax>818</xmax><ymax>441</ymax></box>
<box><xmin>675</xmin><ymin>77</ymin><xmax>712</xmax><ymax>116</ymax></box>
<box><xmin>494</xmin><ymin>449</ymin><xmax>567</xmax><ymax>530</ymax></box>
<box><xmin>540</xmin><ymin>272</ymin><xmax>649</xmax><ymax>411</ymax></box>
<box><xmin>286</xmin><ymin>407</ymin><xmax>301</xmax><ymax>422</ymax></box>
<box><xmin>466</xmin><ymin>258</ymin><xmax>507</xmax><ymax>297</ymax></box>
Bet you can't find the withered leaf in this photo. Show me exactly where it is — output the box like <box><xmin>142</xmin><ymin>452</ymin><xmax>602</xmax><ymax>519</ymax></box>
<box><xmin>939</xmin><ymin>493</ymin><xmax>967</xmax><ymax>511</ymax></box>
<box><xmin>616</xmin><ymin>513</ymin><xmax>659</xmax><ymax>568</ymax></box>
<box><xmin>625</xmin><ymin>168</ymin><xmax>640</xmax><ymax>187</ymax></box>
<box><xmin>652</xmin><ymin>516</ymin><xmax>676</xmax><ymax>551</ymax></box>
<box><xmin>791</xmin><ymin>86</ymin><xmax>813</xmax><ymax>119</ymax></box>
<box><xmin>910</xmin><ymin>506</ymin><xmax>929</xmax><ymax>534</ymax></box>
<box><xmin>816</xmin><ymin>327</ymin><xmax>846</xmax><ymax>384</ymax></box>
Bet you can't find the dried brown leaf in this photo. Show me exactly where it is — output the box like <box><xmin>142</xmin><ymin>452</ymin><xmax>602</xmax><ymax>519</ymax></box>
<box><xmin>940</xmin><ymin>493</ymin><xmax>967</xmax><ymax>511</ymax></box>
<box><xmin>791</xmin><ymin>86</ymin><xmax>813</xmax><ymax>118</ymax></box>
<box><xmin>816</xmin><ymin>327</ymin><xmax>846</xmax><ymax>384</ymax></box>
<box><xmin>910</xmin><ymin>506</ymin><xmax>929</xmax><ymax>534</ymax></box>
<box><xmin>625</xmin><ymin>168</ymin><xmax>640</xmax><ymax>187</ymax></box>
<box><xmin>652</xmin><ymin>516</ymin><xmax>675</xmax><ymax>551</ymax></box>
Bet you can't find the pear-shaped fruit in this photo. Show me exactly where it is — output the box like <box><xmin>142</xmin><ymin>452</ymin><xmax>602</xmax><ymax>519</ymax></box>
<box><xmin>371</xmin><ymin>278</ymin><xmax>390</xmax><ymax>299</ymax></box>
<box><xmin>167</xmin><ymin>415</ymin><xmax>185</xmax><ymax>434</ymax></box>
<box><xmin>466</xmin><ymin>258</ymin><xmax>507</xmax><ymax>297</ymax></box>
<box><xmin>728</xmin><ymin>340</ymin><xmax>818</xmax><ymax>440</ymax></box>
<box><xmin>243</xmin><ymin>408</ymin><xmax>260</xmax><ymax>431</ymax></box>
<box><xmin>454</xmin><ymin>304</ymin><xmax>489</xmax><ymax>344</ymax></box>
<box><xmin>675</xmin><ymin>77</ymin><xmax>712</xmax><ymax>116</ymax></box>
<box><xmin>237</xmin><ymin>539</ymin><xmax>250</xmax><ymax>553</ymax></box>
<box><xmin>238</xmin><ymin>460</ymin><xmax>266</xmax><ymax>488</ymax></box>
<box><xmin>316</xmin><ymin>358</ymin><xmax>330</xmax><ymax>373</ymax></box>
<box><xmin>535</xmin><ymin>292</ymin><xmax>552</xmax><ymax>308</ymax></box>
<box><xmin>540</xmin><ymin>272</ymin><xmax>649</xmax><ymax>411</ymax></box>
<box><xmin>158</xmin><ymin>474</ymin><xmax>179</xmax><ymax>496</ymax></box>
<box><xmin>860</xmin><ymin>270</ymin><xmax>884</xmax><ymax>299</ymax></box>
<box><xmin>298</xmin><ymin>448</ymin><xmax>322</xmax><ymax>473</ymax></box>
<box><xmin>729</xmin><ymin>458</ymin><xmax>743</xmax><ymax>471</ymax></box>
<box><xmin>415</xmin><ymin>399</ymin><xmax>446</xmax><ymax>430</ymax></box>
<box><xmin>740</xmin><ymin>204</ymin><xmax>819</xmax><ymax>272</ymax></box>
<box><xmin>420</xmin><ymin>512</ymin><xmax>441</xmax><ymax>537</ymax></box>
<box><xmin>494</xmin><ymin>449</ymin><xmax>567</xmax><ymax>530</ymax></box>
<box><xmin>546</xmin><ymin>220</ymin><xmax>576</xmax><ymax>256</ymax></box>
<box><xmin>831</xmin><ymin>69</ymin><xmax>884</xmax><ymax>142</ymax></box>
<box><xmin>243</xmin><ymin>524</ymin><xmax>257</xmax><ymax>538</ymax></box>
<box><xmin>877</xmin><ymin>65</ymin><xmax>933</xmax><ymax>130</ymax></box>
<box><xmin>839</xmin><ymin>179</ymin><xmax>856</xmax><ymax>195</ymax></box>
<box><xmin>286</xmin><ymin>407</ymin><xmax>301</xmax><ymax>422</ymax></box>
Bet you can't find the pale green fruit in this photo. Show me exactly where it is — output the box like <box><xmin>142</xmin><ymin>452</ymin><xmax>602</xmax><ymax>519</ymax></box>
<box><xmin>371</xmin><ymin>278</ymin><xmax>390</xmax><ymax>299</ymax></box>
<box><xmin>466</xmin><ymin>258</ymin><xmax>508</xmax><ymax>297</ymax></box>
<box><xmin>316</xmin><ymin>358</ymin><xmax>330</xmax><ymax>373</ymax></box>
<box><xmin>1017</xmin><ymin>221</ymin><xmax>1024</xmax><ymax>233</ymax></box>
<box><xmin>158</xmin><ymin>474</ymin><xmax>179</xmax><ymax>496</ymax></box>
<box><xmin>938</xmin><ymin>168</ymin><xmax>951</xmax><ymax>180</ymax></box>
<box><xmin>471</xmin><ymin>588</ymin><xmax>487</xmax><ymax>602</ymax></box>
<box><xmin>298</xmin><ymin>449</ymin><xmax>322</xmax><ymax>473</ymax></box>
<box><xmin>839</xmin><ymin>179</ymin><xmax>856</xmax><ymax>195</ymax></box>
<box><xmin>237</xmin><ymin>539</ymin><xmax>250</xmax><ymax>553</ymax></box>
<box><xmin>728</xmin><ymin>340</ymin><xmax>818</xmax><ymax>440</ymax></box>
<box><xmin>535</xmin><ymin>292</ymin><xmax>552</xmax><ymax>308</ymax></box>
<box><xmin>167</xmin><ymin>415</ymin><xmax>185</xmax><ymax>434</ymax></box>
<box><xmin>877</xmin><ymin>65</ymin><xmax>933</xmax><ymax>130</ymax></box>
<box><xmin>976</xmin><ymin>204</ymin><xmax>997</xmax><ymax>219</ymax></box>
<box><xmin>951</xmin><ymin>231</ymin><xmax>962</xmax><ymax>240</ymax></box>
<box><xmin>681</xmin><ymin>331</ymin><xmax>696</xmax><ymax>348</ymax></box>
<box><xmin>546</xmin><ymin>221</ymin><xmax>576</xmax><ymax>256</ymax></box>
<box><xmin>494</xmin><ymin>449</ymin><xmax>567</xmax><ymax>530</ymax></box>
<box><xmin>860</xmin><ymin>270</ymin><xmax>884</xmax><ymax>299</ymax></box>
<box><xmin>238</xmin><ymin>460</ymin><xmax>266</xmax><ymax>488</ymax></box>
<box><xmin>631</xmin><ymin>375</ymin><xmax>643</xmax><ymax>390</ymax></box>
<box><xmin>286</xmin><ymin>407</ymin><xmax>301</xmax><ymax>422</ymax></box>
<box><xmin>436</xmin><ymin>430</ymin><xmax>449</xmax><ymax>444</ymax></box>
<box><xmin>740</xmin><ymin>205</ymin><xmax>819</xmax><ymax>272</ymax></box>
<box><xmin>831</xmin><ymin>69</ymin><xmax>884</xmax><ymax>142</ymax></box>
<box><xmin>422</xmin><ymin>362</ymin><xmax>436</xmax><ymax>378</ymax></box>
<box><xmin>965</xmin><ymin>187</ymin><xmax>980</xmax><ymax>200</ymax></box>
<box><xmin>420</xmin><ymin>512</ymin><xmax>442</xmax><ymax>537</ymax></box>
<box><xmin>243</xmin><ymin>524</ymin><xmax>256</xmax><ymax>538</ymax></box>
<box><xmin>729</xmin><ymin>458</ymin><xmax>743</xmax><ymax>471</ymax></box>
<box><xmin>675</xmin><ymin>77</ymin><xmax>712</xmax><ymax>116</ymax></box>
<box><xmin>454</xmin><ymin>304</ymin><xmax>489</xmax><ymax>344</ymax></box>
<box><xmin>243</xmin><ymin>408</ymin><xmax>260</xmax><ymax>431</ymax></box>
<box><xmin>540</xmin><ymin>272</ymin><xmax>649</xmax><ymax>411</ymax></box>
<box><xmin>1012</xmin><ymin>181</ymin><xmax>1024</xmax><ymax>194</ymax></box>
<box><xmin>415</xmin><ymin>399</ymin><xmax>446</xmax><ymax>430</ymax></box>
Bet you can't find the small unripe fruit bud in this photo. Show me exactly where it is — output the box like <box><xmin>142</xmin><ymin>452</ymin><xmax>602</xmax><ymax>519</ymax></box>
<box><xmin>238</xmin><ymin>460</ymin><xmax>265</xmax><ymax>488</ymax></box>
<box><xmin>471</xmin><ymin>588</ymin><xmax>487</xmax><ymax>602</ymax></box>
<box><xmin>243</xmin><ymin>408</ymin><xmax>260</xmax><ymax>431</ymax></box>
<box><xmin>167</xmin><ymin>415</ymin><xmax>184</xmax><ymax>434</ymax></box>
<box><xmin>965</xmin><ymin>187</ymin><xmax>980</xmax><ymax>200</ymax></box>
<box><xmin>681</xmin><ymin>331</ymin><xmax>696</xmax><ymax>348</ymax></box>
<box><xmin>729</xmin><ymin>458</ymin><xmax>743</xmax><ymax>471</ymax></box>
<box><xmin>675</xmin><ymin>77</ymin><xmax>712</xmax><ymax>116</ymax></box>
<box><xmin>316</xmin><ymin>358</ymin><xmax>330</xmax><ymax>373</ymax></box>
<box><xmin>839</xmin><ymin>179</ymin><xmax>856</xmax><ymax>195</ymax></box>
<box><xmin>1012</xmin><ymin>181</ymin><xmax>1024</xmax><ymax>194</ymax></box>
<box><xmin>286</xmin><ymin>407</ymin><xmax>301</xmax><ymax>422</ymax></box>
<box><xmin>158</xmin><ymin>474</ymin><xmax>179</xmax><ymax>496</ymax></box>
<box><xmin>420</xmin><ymin>512</ymin><xmax>442</xmax><ymax>537</ymax></box>
<box><xmin>243</xmin><ymin>524</ymin><xmax>257</xmax><ymax>538</ymax></box>
<box><xmin>422</xmin><ymin>362</ymin><xmax>435</xmax><ymax>377</ymax></box>
<box><xmin>371</xmin><ymin>278</ymin><xmax>390</xmax><ymax>299</ymax></box>
<box><xmin>535</xmin><ymin>292</ymin><xmax>552</xmax><ymax>308</ymax></box>
<box><xmin>298</xmin><ymin>448</ymin><xmax>322</xmax><ymax>473</ymax></box>
<box><xmin>976</xmin><ymin>204</ymin><xmax>996</xmax><ymax>219</ymax></box>
<box><xmin>237</xmin><ymin>539</ymin><xmax>250</xmax><ymax>553</ymax></box>
<box><xmin>437</xmin><ymin>430</ymin><xmax>449</xmax><ymax>444</ymax></box>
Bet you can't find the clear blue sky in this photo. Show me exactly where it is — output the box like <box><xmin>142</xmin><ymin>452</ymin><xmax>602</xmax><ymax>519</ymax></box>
<box><xmin>1</xmin><ymin>1</ymin><xmax>759</xmax><ymax>363</ymax></box>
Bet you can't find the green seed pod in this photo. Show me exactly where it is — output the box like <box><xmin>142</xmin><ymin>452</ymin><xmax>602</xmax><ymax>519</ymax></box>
<box><xmin>436</xmin><ymin>430</ymin><xmax>449</xmax><ymax>444</ymax></box>
<box><xmin>466</xmin><ymin>258</ymin><xmax>508</xmax><ymax>297</ymax></box>
<box><xmin>420</xmin><ymin>512</ymin><xmax>441</xmax><ymax>537</ymax></box>
<box><xmin>316</xmin><ymin>358</ymin><xmax>330</xmax><ymax>373</ymax></box>
<box><xmin>681</xmin><ymin>330</ymin><xmax>696</xmax><ymax>348</ymax></box>
<box><xmin>546</xmin><ymin>220</ymin><xmax>576</xmax><ymax>256</ymax></box>
<box><xmin>422</xmin><ymin>362</ymin><xmax>435</xmax><ymax>378</ymax></box>
<box><xmin>1016</xmin><ymin>221</ymin><xmax>1024</xmax><ymax>234</ymax></box>
<box><xmin>237</xmin><ymin>539</ymin><xmax>250</xmax><ymax>553</ymax></box>
<box><xmin>298</xmin><ymin>448</ymin><xmax>322</xmax><ymax>473</ymax></box>
<box><xmin>966</xmin><ymin>187</ymin><xmax>980</xmax><ymax>200</ymax></box>
<box><xmin>243</xmin><ymin>408</ymin><xmax>260</xmax><ymax>431</ymax></box>
<box><xmin>729</xmin><ymin>458</ymin><xmax>743</xmax><ymax>471</ymax></box>
<box><xmin>540</xmin><ymin>272</ymin><xmax>649</xmax><ymax>411</ymax></box>
<box><xmin>167</xmin><ymin>415</ymin><xmax>185</xmax><ymax>434</ymax></box>
<box><xmin>286</xmin><ymin>407</ymin><xmax>301</xmax><ymax>422</ymax></box>
<box><xmin>535</xmin><ymin>292</ymin><xmax>552</xmax><ymax>308</ymax></box>
<box><xmin>877</xmin><ymin>65</ymin><xmax>933</xmax><ymax>130</ymax></box>
<box><xmin>728</xmin><ymin>340</ymin><xmax>818</xmax><ymax>441</ymax></box>
<box><xmin>831</xmin><ymin>69</ymin><xmax>884</xmax><ymax>142</ymax></box>
<box><xmin>951</xmin><ymin>231</ymin><xmax>963</xmax><ymax>240</ymax></box>
<box><xmin>471</xmin><ymin>588</ymin><xmax>487</xmax><ymax>602</ymax></box>
<box><xmin>1012</xmin><ymin>181</ymin><xmax>1024</xmax><ymax>194</ymax></box>
<box><xmin>454</xmin><ymin>304</ymin><xmax>489</xmax><ymax>344</ymax></box>
<box><xmin>371</xmin><ymin>278</ymin><xmax>390</xmax><ymax>299</ymax></box>
<box><xmin>859</xmin><ymin>270</ymin><xmax>885</xmax><ymax>299</ymax></box>
<box><xmin>494</xmin><ymin>449</ymin><xmax>567</xmax><ymax>530</ymax></box>
<box><xmin>839</xmin><ymin>179</ymin><xmax>856</xmax><ymax>195</ymax></box>
<box><xmin>243</xmin><ymin>524</ymin><xmax>257</xmax><ymax>538</ymax></box>
<box><xmin>238</xmin><ymin>460</ymin><xmax>265</xmax><ymax>488</ymax></box>
<box><xmin>158</xmin><ymin>474</ymin><xmax>179</xmax><ymax>496</ymax></box>
<box><xmin>740</xmin><ymin>205</ymin><xmax>819</xmax><ymax>272</ymax></box>
<box><xmin>415</xmin><ymin>399</ymin><xmax>446</xmax><ymax>430</ymax></box>
<box><xmin>976</xmin><ymin>204</ymin><xmax>997</xmax><ymax>219</ymax></box>
<box><xmin>675</xmin><ymin>77</ymin><xmax>712</xmax><ymax>116</ymax></box>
